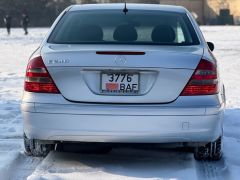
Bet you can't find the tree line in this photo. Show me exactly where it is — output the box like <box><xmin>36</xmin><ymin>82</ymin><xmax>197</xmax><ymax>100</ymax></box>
<box><xmin>0</xmin><ymin>0</ymin><xmax>74</xmax><ymax>27</ymax></box>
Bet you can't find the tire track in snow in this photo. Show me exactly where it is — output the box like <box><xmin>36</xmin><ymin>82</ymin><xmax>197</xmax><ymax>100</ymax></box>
<box><xmin>194</xmin><ymin>157</ymin><xmax>233</xmax><ymax>180</ymax></box>
<box><xmin>0</xmin><ymin>139</ymin><xmax>23</xmax><ymax>180</ymax></box>
<box><xmin>9</xmin><ymin>153</ymin><xmax>43</xmax><ymax>180</ymax></box>
<box><xmin>0</xmin><ymin>139</ymin><xmax>42</xmax><ymax>180</ymax></box>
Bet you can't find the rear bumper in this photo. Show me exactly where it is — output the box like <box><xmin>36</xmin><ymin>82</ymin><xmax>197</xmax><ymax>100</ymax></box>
<box><xmin>21</xmin><ymin>101</ymin><xmax>224</xmax><ymax>143</ymax></box>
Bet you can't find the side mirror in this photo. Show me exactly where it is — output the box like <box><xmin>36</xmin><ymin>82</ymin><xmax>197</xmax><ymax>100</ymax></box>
<box><xmin>207</xmin><ymin>42</ymin><xmax>214</xmax><ymax>51</ymax></box>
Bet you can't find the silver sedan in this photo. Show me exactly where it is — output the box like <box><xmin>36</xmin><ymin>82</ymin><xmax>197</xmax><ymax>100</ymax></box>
<box><xmin>21</xmin><ymin>3</ymin><xmax>225</xmax><ymax>160</ymax></box>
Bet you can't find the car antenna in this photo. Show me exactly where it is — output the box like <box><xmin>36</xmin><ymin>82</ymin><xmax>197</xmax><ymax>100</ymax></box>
<box><xmin>123</xmin><ymin>2</ymin><xmax>128</xmax><ymax>15</ymax></box>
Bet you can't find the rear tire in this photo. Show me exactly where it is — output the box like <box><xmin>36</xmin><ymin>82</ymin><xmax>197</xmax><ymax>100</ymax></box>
<box><xmin>24</xmin><ymin>134</ymin><xmax>54</xmax><ymax>157</ymax></box>
<box><xmin>194</xmin><ymin>137</ymin><xmax>222</xmax><ymax>161</ymax></box>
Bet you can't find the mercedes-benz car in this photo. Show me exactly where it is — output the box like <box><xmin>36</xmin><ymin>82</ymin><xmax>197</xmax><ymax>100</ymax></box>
<box><xmin>21</xmin><ymin>3</ymin><xmax>225</xmax><ymax>160</ymax></box>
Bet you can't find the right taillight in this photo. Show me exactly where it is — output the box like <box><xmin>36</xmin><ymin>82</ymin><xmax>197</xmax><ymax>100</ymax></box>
<box><xmin>181</xmin><ymin>59</ymin><xmax>218</xmax><ymax>96</ymax></box>
<box><xmin>24</xmin><ymin>56</ymin><xmax>60</xmax><ymax>94</ymax></box>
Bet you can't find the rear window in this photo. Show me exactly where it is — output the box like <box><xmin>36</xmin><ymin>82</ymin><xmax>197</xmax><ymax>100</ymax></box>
<box><xmin>48</xmin><ymin>10</ymin><xmax>200</xmax><ymax>46</ymax></box>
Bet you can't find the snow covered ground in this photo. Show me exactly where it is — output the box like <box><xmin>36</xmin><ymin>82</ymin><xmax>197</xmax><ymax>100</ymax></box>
<box><xmin>0</xmin><ymin>27</ymin><xmax>239</xmax><ymax>180</ymax></box>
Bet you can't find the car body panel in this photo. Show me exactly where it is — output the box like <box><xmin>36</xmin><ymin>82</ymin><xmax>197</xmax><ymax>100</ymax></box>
<box><xmin>21</xmin><ymin>4</ymin><xmax>225</xmax><ymax>145</ymax></box>
<box><xmin>69</xmin><ymin>4</ymin><xmax>187</xmax><ymax>13</ymax></box>
<box><xmin>22</xmin><ymin>111</ymin><xmax>223</xmax><ymax>143</ymax></box>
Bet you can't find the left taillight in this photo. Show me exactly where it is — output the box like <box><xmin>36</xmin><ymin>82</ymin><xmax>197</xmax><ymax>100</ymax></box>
<box><xmin>24</xmin><ymin>56</ymin><xmax>60</xmax><ymax>94</ymax></box>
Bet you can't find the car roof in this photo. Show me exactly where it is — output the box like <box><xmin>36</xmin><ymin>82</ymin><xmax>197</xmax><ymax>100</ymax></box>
<box><xmin>69</xmin><ymin>3</ymin><xmax>187</xmax><ymax>13</ymax></box>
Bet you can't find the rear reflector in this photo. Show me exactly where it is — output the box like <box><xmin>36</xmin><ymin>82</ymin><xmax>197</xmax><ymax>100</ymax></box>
<box><xmin>96</xmin><ymin>51</ymin><xmax>145</xmax><ymax>55</ymax></box>
<box><xmin>180</xmin><ymin>59</ymin><xmax>218</xmax><ymax>96</ymax></box>
<box><xmin>24</xmin><ymin>56</ymin><xmax>60</xmax><ymax>93</ymax></box>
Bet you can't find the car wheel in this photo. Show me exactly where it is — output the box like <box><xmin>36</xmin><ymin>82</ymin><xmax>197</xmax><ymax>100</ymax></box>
<box><xmin>194</xmin><ymin>136</ymin><xmax>222</xmax><ymax>161</ymax></box>
<box><xmin>23</xmin><ymin>133</ymin><xmax>32</xmax><ymax>156</ymax></box>
<box><xmin>24</xmin><ymin>134</ymin><xmax>54</xmax><ymax>157</ymax></box>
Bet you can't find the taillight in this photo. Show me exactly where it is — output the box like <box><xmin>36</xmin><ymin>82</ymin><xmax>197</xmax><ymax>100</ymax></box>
<box><xmin>181</xmin><ymin>59</ymin><xmax>218</xmax><ymax>96</ymax></box>
<box><xmin>24</xmin><ymin>56</ymin><xmax>60</xmax><ymax>93</ymax></box>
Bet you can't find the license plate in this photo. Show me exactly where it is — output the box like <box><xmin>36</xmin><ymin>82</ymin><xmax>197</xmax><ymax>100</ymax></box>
<box><xmin>101</xmin><ymin>72</ymin><xmax>139</xmax><ymax>95</ymax></box>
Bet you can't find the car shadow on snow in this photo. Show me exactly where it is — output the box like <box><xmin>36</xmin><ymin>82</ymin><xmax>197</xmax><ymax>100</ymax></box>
<box><xmin>29</xmin><ymin>146</ymin><xmax>231</xmax><ymax>180</ymax></box>
<box><xmin>37</xmin><ymin>148</ymin><xmax>196</xmax><ymax>179</ymax></box>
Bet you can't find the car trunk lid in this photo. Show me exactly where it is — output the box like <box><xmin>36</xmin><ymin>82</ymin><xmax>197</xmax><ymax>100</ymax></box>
<box><xmin>41</xmin><ymin>44</ymin><xmax>203</xmax><ymax>103</ymax></box>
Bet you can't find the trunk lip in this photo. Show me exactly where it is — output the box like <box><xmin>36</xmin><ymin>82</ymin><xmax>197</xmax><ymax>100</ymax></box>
<box><xmin>45</xmin><ymin>43</ymin><xmax>204</xmax><ymax>56</ymax></box>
